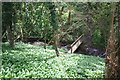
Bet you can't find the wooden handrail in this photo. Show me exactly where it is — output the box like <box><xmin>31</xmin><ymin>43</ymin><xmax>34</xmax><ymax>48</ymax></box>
<box><xmin>70</xmin><ymin>34</ymin><xmax>83</xmax><ymax>47</ymax></box>
<box><xmin>68</xmin><ymin>34</ymin><xmax>83</xmax><ymax>53</ymax></box>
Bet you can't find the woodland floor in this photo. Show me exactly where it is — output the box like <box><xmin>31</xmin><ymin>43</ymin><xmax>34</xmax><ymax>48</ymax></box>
<box><xmin>1</xmin><ymin>42</ymin><xmax>105</xmax><ymax>78</ymax></box>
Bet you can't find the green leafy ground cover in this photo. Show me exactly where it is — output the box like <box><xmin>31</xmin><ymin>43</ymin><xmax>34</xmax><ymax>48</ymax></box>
<box><xmin>1</xmin><ymin>42</ymin><xmax>105</xmax><ymax>78</ymax></box>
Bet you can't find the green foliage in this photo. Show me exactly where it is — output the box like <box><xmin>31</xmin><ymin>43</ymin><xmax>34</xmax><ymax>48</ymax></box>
<box><xmin>2</xmin><ymin>2</ymin><xmax>117</xmax><ymax>49</ymax></box>
<box><xmin>93</xmin><ymin>29</ymin><xmax>102</xmax><ymax>48</ymax></box>
<box><xmin>1</xmin><ymin>42</ymin><xmax>105</xmax><ymax>78</ymax></box>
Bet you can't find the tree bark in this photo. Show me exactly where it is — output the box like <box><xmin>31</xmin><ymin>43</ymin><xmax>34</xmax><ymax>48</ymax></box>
<box><xmin>105</xmin><ymin>8</ymin><xmax>119</xmax><ymax>79</ymax></box>
<box><xmin>48</xmin><ymin>3</ymin><xmax>59</xmax><ymax>56</ymax></box>
<box><xmin>117</xmin><ymin>2</ymin><xmax>120</xmax><ymax>78</ymax></box>
<box><xmin>7</xmin><ymin>26</ymin><xmax>15</xmax><ymax>48</ymax></box>
<box><xmin>3</xmin><ymin>2</ymin><xmax>15</xmax><ymax>48</ymax></box>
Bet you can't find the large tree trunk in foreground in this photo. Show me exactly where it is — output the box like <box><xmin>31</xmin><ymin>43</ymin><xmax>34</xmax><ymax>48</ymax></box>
<box><xmin>105</xmin><ymin>8</ymin><xmax>120</xmax><ymax>79</ymax></box>
<box><xmin>117</xmin><ymin>2</ymin><xmax>120</xmax><ymax>78</ymax></box>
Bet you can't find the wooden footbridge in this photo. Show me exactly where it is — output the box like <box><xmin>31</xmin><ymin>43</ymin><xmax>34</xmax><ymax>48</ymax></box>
<box><xmin>68</xmin><ymin>35</ymin><xmax>83</xmax><ymax>53</ymax></box>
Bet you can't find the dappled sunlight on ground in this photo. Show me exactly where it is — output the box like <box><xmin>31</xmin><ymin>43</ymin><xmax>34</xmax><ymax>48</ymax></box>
<box><xmin>1</xmin><ymin>42</ymin><xmax>105</xmax><ymax>78</ymax></box>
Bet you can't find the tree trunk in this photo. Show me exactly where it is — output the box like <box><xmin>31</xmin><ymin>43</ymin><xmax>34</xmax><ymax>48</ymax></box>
<box><xmin>105</xmin><ymin>8</ymin><xmax>119</xmax><ymax>79</ymax></box>
<box><xmin>48</xmin><ymin>3</ymin><xmax>59</xmax><ymax>56</ymax></box>
<box><xmin>7</xmin><ymin>26</ymin><xmax>15</xmax><ymax>48</ymax></box>
<box><xmin>117</xmin><ymin>2</ymin><xmax>120</xmax><ymax>78</ymax></box>
<box><xmin>3</xmin><ymin>2</ymin><xmax>15</xmax><ymax>48</ymax></box>
<box><xmin>0</xmin><ymin>2</ymin><xmax>1</xmax><ymax>44</ymax></box>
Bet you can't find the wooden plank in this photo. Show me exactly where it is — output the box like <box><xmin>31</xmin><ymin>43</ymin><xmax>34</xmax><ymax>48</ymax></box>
<box><xmin>68</xmin><ymin>35</ymin><xmax>83</xmax><ymax>53</ymax></box>
<box><xmin>68</xmin><ymin>40</ymin><xmax>82</xmax><ymax>53</ymax></box>
<box><xmin>70</xmin><ymin>35</ymin><xmax>83</xmax><ymax>47</ymax></box>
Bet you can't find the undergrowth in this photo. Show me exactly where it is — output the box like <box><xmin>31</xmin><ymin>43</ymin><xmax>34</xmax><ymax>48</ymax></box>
<box><xmin>1</xmin><ymin>42</ymin><xmax>105</xmax><ymax>78</ymax></box>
